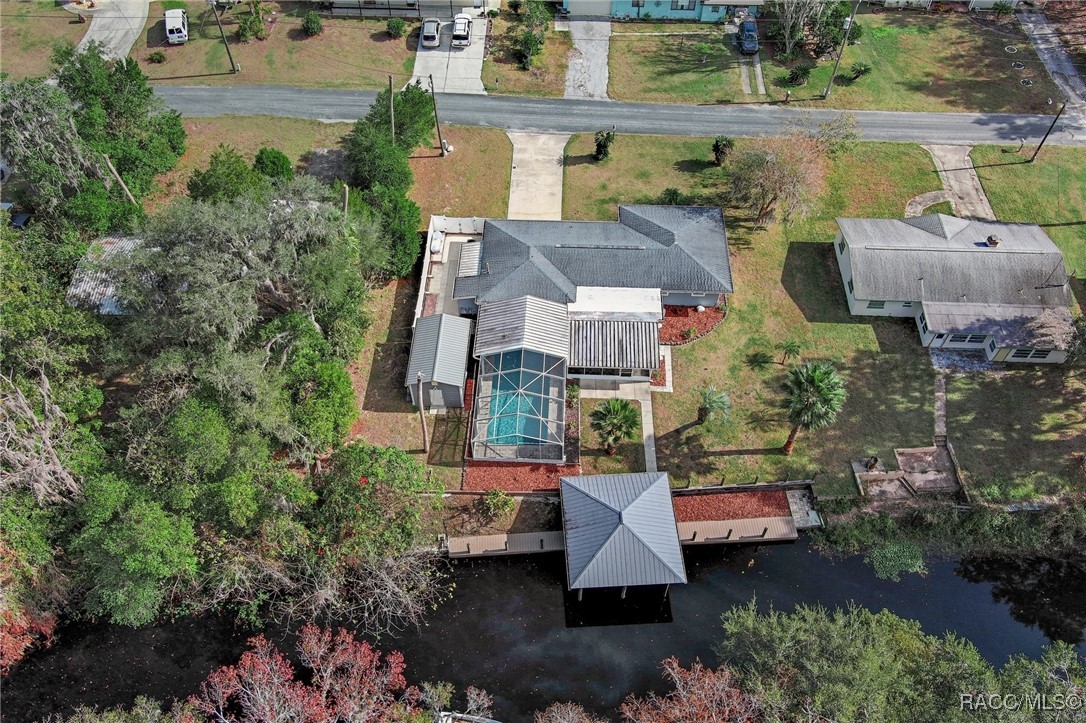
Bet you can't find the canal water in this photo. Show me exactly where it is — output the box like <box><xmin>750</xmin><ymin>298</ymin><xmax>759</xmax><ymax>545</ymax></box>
<box><xmin>5</xmin><ymin>538</ymin><xmax>1085</xmax><ymax>722</ymax></box>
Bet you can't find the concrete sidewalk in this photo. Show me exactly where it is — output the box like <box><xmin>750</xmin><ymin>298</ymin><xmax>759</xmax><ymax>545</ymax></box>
<box><xmin>565</xmin><ymin>17</ymin><xmax>610</xmax><ymax>100</ymax></box>
<box><xmin>580</xmin><ymin>382</ymin><xmax>657</xmax><ymax>473</ymax></box>
<box><xmin>70</xmin><ymin>0</ymin><xmax>149</xmax><ymax>60</ymax></box>
<box><xmin>506</xmin><ymin>132</ymin><xmax>569</xmax><ymax>220</ymax></box>
<box><xmin>922</xmin><ymin>145</ymin><xmax>995</xmax><ymax>221</ymax></box>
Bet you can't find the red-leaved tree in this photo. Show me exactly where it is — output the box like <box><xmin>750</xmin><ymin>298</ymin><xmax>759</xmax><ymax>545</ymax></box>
<box><xmin>191</xmin><ymin>623</ymin><xmax>419</xmax><ymax>722</ymax></box>
<box><xmin>620</xmin><ymin>657</ymin><xmax>765</xmax><ymax>723</ymax></box>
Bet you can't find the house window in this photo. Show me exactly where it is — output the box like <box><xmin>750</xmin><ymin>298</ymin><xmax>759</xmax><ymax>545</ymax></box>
<box><xmin>901</xmin><ymin>301</ymin><xmax>913</xmax><ymax>308</ymax></box>
<box><xmin>671</xmin><ymin>0</ymin><xmax>695</xmax><ymax>10</ymax></box>
<box><xmin>837</xmin><ymin>239</ymin><xmax>845</xmax><ymax>254</ymax></box>
<box><xmin>847</xmin><ymin>278</ymin><xmax>854</xmax><ymax>295</ymax></box>
<box><xmin>1030</xmin><ymin>349</ymin><xmax>1051</xmax><ymax>360</ymax></box>
<box><xmin>711</xmin><ymin>4</ymin><xmax>720</xmax><ymax>11</ymax></box>
<box><xmin>949</xmin><ymin>334</ymin><xmax>970</xmax><ymax>343</ymax></box>
<box><xmin>919</xmin><ymin>314</ymin><xmax>929</xmax><ymax>334</ymax></box>
<box><xmin>867</xmin><ymin>301</ymin><xmax>886</xmax><ymax>310</ymax></box>
<box><xmin>1011</xmin><ymin>349</ymin><xmax>1032</xmax><ymax>359</ymax></box>
<box><xmin>988</xmin><ymin>340</ymin><xmax>996</xmax><ymax>352</ymax></box>
<box><xmin>632</xmin><ymin>0</ymin><xmax>645</xmax><ymax>6</ymax></box>
<box><xmin>967</xmin><ymin>334</ymin><xmax>986</xmax><ymax>344</ymax></box>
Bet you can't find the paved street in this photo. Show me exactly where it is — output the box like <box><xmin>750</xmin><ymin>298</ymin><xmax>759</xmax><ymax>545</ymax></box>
<box><xmin>154</xmin><ymin>86</ymin><xmax>1086</xmax><ymax>146</ymax></box>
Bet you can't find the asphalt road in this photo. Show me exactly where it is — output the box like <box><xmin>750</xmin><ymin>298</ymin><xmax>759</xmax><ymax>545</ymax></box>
<box><xmin>154</xmin><ymin>85</ymin><xmax>1086</xmax><ymax>145</ymax></box>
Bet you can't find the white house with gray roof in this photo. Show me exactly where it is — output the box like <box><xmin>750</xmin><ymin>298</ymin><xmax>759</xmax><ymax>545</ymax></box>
<box><xmin>834</xmin><ymin>215</ymin><xmax>1074</xmax><ymax>364</ymax></box>
<box><xmin>447</xmin><ymin>206</ymin><xmax>732</xmax><ymax>463</ymax></box>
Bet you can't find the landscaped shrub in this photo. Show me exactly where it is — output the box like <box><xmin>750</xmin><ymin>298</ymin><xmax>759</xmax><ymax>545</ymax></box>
<box><xmin>593</xmin><ymin>129</ymin><xmax>615</xmax><ymax>161</ymax></box>
<box><xmin>992</xmin><ymin>1</ymin><xmax>1015</xmax><ymax>17</ymax></box>
<box><xmin>148</xmin><ymin>51</ymin><xmax>167</xmax><ymax>64</ymax></box>
<box><xmin>850</xmin><ymin>61</ymin><xmax>872</xmax><ymax>81</ymax></box>
<box><xmin>684</xmin><ymin>327</ymin><xmax>698</xmax><ymax>340</ymax></box>
<box><xmin>787</xmin><ymin>63</ymin><xmax>813</xmax><ymax>86</ymax></box>
<box><xmin>481</xmin><ymin>489</ymin><xmax>515</xmax><ymax>521</ymax></box>
<box><xmin>237</xmin><ymin>1</ymin><xmax>268</xmax><ymax>41</ymax></box>
<box><xmin>386</xmin><ymin>17</ymin><xmax>407</xmax><ymax>39</ymax></box>
<box><xmin>301</xmin><ymin>10</ymin><xmax>323</xmax><ymax>37</ymax></box>
<box><xmin>253</xmin><ymin>147</ymin><xmax>294</xmax><ymax>179</ymax></box>
<box><xmin>712</xmin><ymin>135</ymin><xmax>735</xmax><ymax>166</ymax></box>
<box><xmin>517</xmin><ymin>29</ymin><xmax>543</xmax><ymax>69</ymax></box>
<box><xmin>487</xmin><ymin>8</ymin><xmax>499</xmax><ymax>18</ymax></box>
<box><xmin>659</xmin><ymin>187</ymin><xmax>686</xmax><ymax>205</ymax></box>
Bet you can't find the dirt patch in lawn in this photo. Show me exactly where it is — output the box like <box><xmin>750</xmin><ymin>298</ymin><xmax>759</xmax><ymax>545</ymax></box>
<box><xmin>1045</xmin><ymin>1</ymin><xmax>1086</xmax><ymax>66</ymax></box>
<box><xmin>660</xmin><ymin>303</ymin><xmax>725</xmax><ymax>344</ymax></box>
<box><xmin>672</xmin><ymin>490</ymin><xmax>791</xmax><ymax>522</ymax></box>
<box><xmin>408</xmin><ymin>127</ymin><xmax>513</xmax><ymax>222</ymax></box>
<box><xmin>431</xmin><ymin>494</ymin><xmax>563</xmax><ymax>537</ymax></box>
<box><xmin>463</xmin><ymin>461</ymin><xmax>582</xmax><ymax>492</ymax></box>
<box><xmin>483</xmin><ymin>13</ymin><xmax>571</xmax><ymax>97</ymax></box>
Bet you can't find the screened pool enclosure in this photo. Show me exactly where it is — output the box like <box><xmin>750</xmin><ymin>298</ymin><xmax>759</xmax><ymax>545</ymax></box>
<box><xmin>472</xmin><ymin>349</ymin><xmax>567</xmax><ymax>462</ymax></box>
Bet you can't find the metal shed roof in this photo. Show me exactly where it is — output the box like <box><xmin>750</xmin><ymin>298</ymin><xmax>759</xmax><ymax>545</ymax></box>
<box><xmin>405</xmin><ymin>314</ymin><xmax>474</xmax><ymax>388</ymax></box>
<box><xmin>474</xmin><ymin>296</ymin><xmax>570</xmax><ymax>359</ymax></box>
<box><xmin>560</xmin><ymin>473</ymin><xmax>687</xmax><ymax>590</ymax></box>
<box><xmin>66</xmin><ymin>234</ymin><xmax>143</xmax><ymax>314</ymax></box>
<box><xmin>569</xmin><ymin>319</ymin><xmax>660</xmax><ymax>370</ymax></box>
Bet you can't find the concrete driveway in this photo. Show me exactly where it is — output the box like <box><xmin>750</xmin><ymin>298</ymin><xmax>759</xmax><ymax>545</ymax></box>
<box><xmin>565</xmin><ymin>17</ymin><xmax>610</xmax><ymax>100</ymax></box>
<box><xmin>410</xmin><ymin>11</ymin><xmax>486</xmax><ymax>95</ymax></box>
<box><xmin>506</xmin><ymin>132</ymin><xmax>570</xmax><ymax>220</ymax></box>
<box><xmin>71</xmin><ymin>0</ymin><xmax>149</xmax><ymax>60</ymax></box>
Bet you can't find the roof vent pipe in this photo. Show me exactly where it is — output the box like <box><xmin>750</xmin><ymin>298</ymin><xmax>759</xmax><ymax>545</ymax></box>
<box><xmin>986</xmin><ymin>235</ymin><xmax>1000</xmax><ymax>247</ymax></box>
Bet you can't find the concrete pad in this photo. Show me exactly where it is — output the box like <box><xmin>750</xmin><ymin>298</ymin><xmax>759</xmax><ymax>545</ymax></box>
<box><xmin>738</xmin><ymin>57</ymin><xmax>752</xmax><ymax>95</ymax></box>
<box><xmin>72</xmin><ymin>0</ymin><xmax>149</xmax><ymax>60</ymax></box>
<box><xmin>565</xmin><ymin>17</ymin><xmax>610</xmax><ymax>100</ymax></box>
<box><xmin>921</xmin><ymin>145</ymin><xmax>995</xmax><ymax>221</ymax></box>
<box><xmin>752</xmin><ymin>51</ymin><xmax>766</xmax><ymax>95</ymax></box>
<box><xmin>506</xmin><ymin>132</ymin><xmax>570</xmax><ymax>220</ymax></box>
<box><xmin>410</xmin><ymin>10</ymin><xmax>487</xmax><ymax>95</ymax></box>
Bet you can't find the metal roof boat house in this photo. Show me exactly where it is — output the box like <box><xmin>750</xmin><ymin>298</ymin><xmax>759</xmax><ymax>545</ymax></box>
<box><xmin>834</xmin><ymin>215</ymin><xmax>1075</xmax><ymax>364</ymax></box>
<box><xmin>440</xmin><ymin>205</ymin><xmax>733</xmax><ymax>463</ymax></box>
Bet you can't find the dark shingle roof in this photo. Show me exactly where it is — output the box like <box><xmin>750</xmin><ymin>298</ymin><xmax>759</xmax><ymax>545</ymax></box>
<box><xmin>560</xmin><ymin>473</ymin><xmax>687</xmax><ymax>590</ymax></box>
<box><xmin>453</xmin><ymin>206</ymin><xmax>732</xmax><ymax>304</ymax></box>
<box><xmin>838</xmin><ymin>215</ymin><xmax>1071</xmax><ymax>308</ymax></box>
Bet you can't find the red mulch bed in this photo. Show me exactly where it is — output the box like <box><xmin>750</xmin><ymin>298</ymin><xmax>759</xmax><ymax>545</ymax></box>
<box><xmin>650</xmin><ymin>355</ymin><xmax>666</xmax><ymax>387</ymax></box>
<box><xmin>672</xmin><ymin>490</ymin><xmax>791</xmax><ymax>522</ymax></box>
<box><xmin>660</xmin><ymin>304</ymin><xmax>725</xmax><ymax>344</ymax></box>
<box><xmin>463</xmin><ymin>460</ymin><xmax>581</xmax><ymax>492</ymax></box>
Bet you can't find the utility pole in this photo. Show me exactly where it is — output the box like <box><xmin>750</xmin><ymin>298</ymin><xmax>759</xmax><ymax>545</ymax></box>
<box><xmin>1030</xmin><ymin>102</ymin><xmax>1066</xmax><ymax>163</ymax></box>
<box><xmin>210</xmin><ymin>2</ymin><xmax>239</xmax><ymax>73</ymax></box>
<box><xmin>416</xmin><ymin>372</ymin><xmax>430</xmax><ymax>454</ymax></box>
<box><xmin>388</xmin><ymin>75</ymin><xmax>396</xmax><ymax>141</ymax></box>
<box><xmin>823</xmin><ymin>0</ymin><xmax>860</xmax><ymax>100</ymax></box>
<box><xmin>428</xmin><ymin>74</ymin><xmax>446</xmax><ymax>156</ymax></box>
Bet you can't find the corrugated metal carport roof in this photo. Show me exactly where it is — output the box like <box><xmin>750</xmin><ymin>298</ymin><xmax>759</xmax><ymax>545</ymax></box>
<box><xmin>405</xmin><ymin>314</ymin><xmax>474</xmax><ymax>388</ymax></box>
<box><xmin>569</xmin><ymin>319</ymin><xmax>659</xmax><ymax>370</ymax></box>
<box><xmin>474</xmin><ymin>295</ymin><xmax>570</xmax><ymax>359</ymax></box>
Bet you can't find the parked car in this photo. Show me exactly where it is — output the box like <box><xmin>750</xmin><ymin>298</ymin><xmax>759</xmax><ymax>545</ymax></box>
<box><xmin>1</xmin><ymin>203</ymin><xmax>31</xmax><ymax>230</ymax></box>
<box><xmin>736</xmin><ymin>19</ymin><xmax>758</xmax><ymax>55</ymax></box>
<box><xmin>165</xmin><ymin>8</ymin><xmax>188</xmax><ymax>45</ymax></box>
<box><xmin>421</xmin><ymin>17</ymin><xmax>441</xmax><ymax>48</ymax></box>
<box><xmin>451</xmin><ymin>13</ymin><xmax>472</xmax><ymax>48</ymax></box>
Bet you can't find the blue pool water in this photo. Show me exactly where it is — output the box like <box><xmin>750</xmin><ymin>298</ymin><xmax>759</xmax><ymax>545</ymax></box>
<box><xmin>488</xmin><ymin>391</ymin><xmax>534</xmax><ymax>445</ymax></box>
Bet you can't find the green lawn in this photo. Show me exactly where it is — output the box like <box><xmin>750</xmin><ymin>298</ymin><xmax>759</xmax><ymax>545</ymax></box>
<box><xmin>563</xmin><ymin>135</ymin><xmax>944</xmax><ymax>496</ymax></box>
<box><xmin>579</xmin><ymin>400</ymin><xmax>646</xmax><ymax>476</ymax></box>
<box><xmin>608</xmin><ymin>11</ymin><xmax>1060</xmax><ymax>114</ymax></box>
<box><xmin>132</xmin><ymin>1</ymin><xmax>415</xmax><ymax>89</ymax></box>
<box><xmin>0</xmin><ymin>0</ymin><xmax>87</xmax><ymax>79</ymax></box>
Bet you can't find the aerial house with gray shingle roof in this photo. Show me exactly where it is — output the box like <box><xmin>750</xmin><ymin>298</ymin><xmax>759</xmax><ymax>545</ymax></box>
<box><xmin>834</xmin><ymin>215</ymin><xmax>1075</xmax><ymax>364</ymax></box>
<box><xmin>560</xmin><ymin>472</ymin><xmax>687</xmax><ymax>599</ymax></box>
<box><xmin>448</xmin><ymin>206</ymin><xmax>732</xmax><ymax>463</ymax></box>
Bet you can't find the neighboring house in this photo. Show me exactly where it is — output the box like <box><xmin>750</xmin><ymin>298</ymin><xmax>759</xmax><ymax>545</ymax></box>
<box><xmin>879</xmin><ymin>0</ymin><xmax>1034</xmax><ymax>9</ymax></box>
<box><xmin>449</xmin><ymin>205</ymin><xmax>732</xmax><ymax>463</ymax></box>
<box><xmin>560</xmin><ymin>472</ymin><xmax>687</xmax><ymax>597</ymax></box>
<box><xmin>563</xmin><ymin>0</ymin><xmax>761</xmax><ymax>22</ymax></box>
<box><xmin>834</xmin><ymin>214</ymin><xmax>1075</xmax><ymax>364</ymax></box>
<box><xmin>404</xmin><ymin>313</ymin><xmax>474</xmax><ymax>413</ymax></box>
<box><xmin>66</xmin><ymin>234</ymin><xmax>143</xmax><ymax>315</ymax></box>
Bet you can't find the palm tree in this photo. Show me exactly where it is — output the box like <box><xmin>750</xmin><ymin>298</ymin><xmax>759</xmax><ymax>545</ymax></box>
<box><xmin>590</xmin><ymin>399</ymin><xmax>641</xmax><ymax>455</ymax></box>
<box><xmin>782</xmin><ymin>361</ymin><xmax>846</xmax><ymax>456</ymax></box>
<box><xmin>697</xmin><ymin>385</ymin><xmax>732</xmax><ymax>425</ymax></box>
<box><xmin>779</xmin><ymin>339</ymin><xmax>802</xmax><ymax>365</ymax></box>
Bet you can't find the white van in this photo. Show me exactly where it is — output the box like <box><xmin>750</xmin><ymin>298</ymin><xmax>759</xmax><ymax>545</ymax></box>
<box><xmin>165</xmin><ymin>9</ymin><xmax>188</xmax><ymax>45</ymax></box>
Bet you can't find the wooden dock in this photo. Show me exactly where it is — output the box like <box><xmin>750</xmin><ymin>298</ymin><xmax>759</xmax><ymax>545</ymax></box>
<box><xmin>447</xmin><ymin>531</ymin><xmax>565</xmax><ymax>558</ymax></box>
<box><xmin>676</xmin><ymin>516</ymin><xmax>797</xmax><ymax>545</ymax></box>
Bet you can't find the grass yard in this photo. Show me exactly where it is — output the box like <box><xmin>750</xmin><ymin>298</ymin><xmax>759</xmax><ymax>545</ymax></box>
<box><xmin>608</xmin><ymin>25</ymin><xmax>746</xmax><ymax>104</ymax></box>
<box><xmin>0</xmin><ymin>0</ymin><xmax>87</xmax><ymax>79</ymax></box>
<box><xmin>971</xmin><ymin>145</ymin><xmax>1086</xmax><ymax>288</ymax></box>
<box><xmin>132</xmin><ymin>1</ymin><xmax>415</xmax><ymax>88</ymax></box>
<box><xmin>408</xmin><ymin>126</ymin><xmax>513</xmax><ymax>222</ymax></box>
<box><xmin>946</xmin><ymin>371</ymin><xmax>1086</xmax><ymax>503</ymax></box>
<box><xmin>564</xmin><ymin>134</ymin><xmax>946</xmax><ymax>496</ymax></box>
<box><xmin>608</xmin><ymin>10</ymin><xmax>1059</xmax><ymax>114</ymax></box>
<box><xmin>579</xmin><ymin>400</ymin><xmax>646</xmax><ymax>476</ymax></box>
<box><xmin>483</xmin><ymin>14</ymin><xmax>571</xmax><ymax>97</ymax></box>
